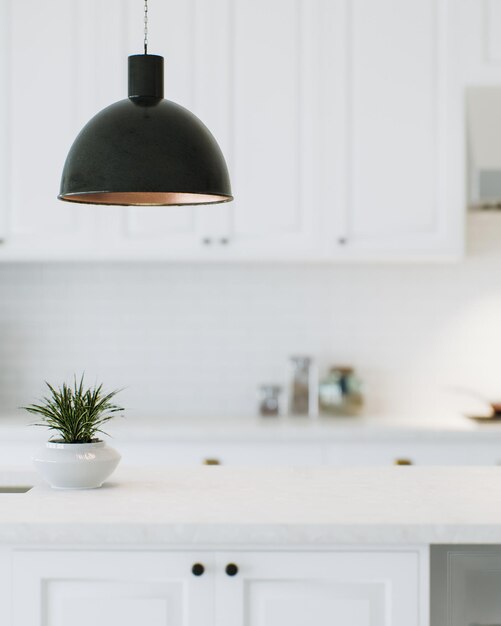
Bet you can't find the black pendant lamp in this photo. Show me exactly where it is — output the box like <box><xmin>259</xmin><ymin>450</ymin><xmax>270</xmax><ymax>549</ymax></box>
<box><xmin>58</xmin><ymin>1</ymin><xmax>232</xmax><ymax>206</ymax></box>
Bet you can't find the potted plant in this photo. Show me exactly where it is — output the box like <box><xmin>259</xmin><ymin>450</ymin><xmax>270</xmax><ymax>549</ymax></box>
<box><xmin>24</xmin><ymin>376</ymin><xmax>123</xmax><ymax>489</ymax></box>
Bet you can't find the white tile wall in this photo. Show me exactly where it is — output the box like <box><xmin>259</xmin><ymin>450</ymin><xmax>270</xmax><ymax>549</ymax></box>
<box><xmin>1</xmin><ymin>213</ymin><xmax>501</xmax><ymax>420</ymax></box>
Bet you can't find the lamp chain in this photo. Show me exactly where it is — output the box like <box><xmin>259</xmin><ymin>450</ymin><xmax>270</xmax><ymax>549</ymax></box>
<box><xmin>144</xmin><ymin>0</ymin><xmax>148</xmax><ymax>54</ymax></box>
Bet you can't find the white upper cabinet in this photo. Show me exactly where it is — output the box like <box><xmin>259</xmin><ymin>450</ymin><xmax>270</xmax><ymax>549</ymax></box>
<box><xmin>326</xmin><ymin>0</ymin><xmax>464</xmax><ymax>260</ymax></box>
<box><xmin>0</xmin><ymin>0</ymin><xmax>96</xmax><ymax>260</ymax></box>
<box><xmin>459</xmin><ymin>0</ymin><xmax>501</xmax><ymax>85</ymax></box>
<box><xmin>203</xmin><ymin>0</ymin><xmax>329</xmax><ymax>260</ymax></box>
<box><xmin>0</xmin><ymin>0</ymin><xmax>465</xmax><ymax>261</ymax></box>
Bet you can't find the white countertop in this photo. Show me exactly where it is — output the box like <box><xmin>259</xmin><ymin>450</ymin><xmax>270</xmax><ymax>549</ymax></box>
<box><xmin>1</xmin><ymin>466</ymin><xmax>501</xmax><ymax>545</ymax></box>
<box><xmin>2</xmin><ymin>413</ymin><xmax>501</xmax><ymax>443</ymax></box>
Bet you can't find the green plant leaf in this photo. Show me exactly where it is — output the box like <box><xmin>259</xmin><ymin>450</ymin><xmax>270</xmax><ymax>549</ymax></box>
<box><xmin>22</xmin><ymin>376</ymin><xmax>124</xmax><ymax>444</ymax></box>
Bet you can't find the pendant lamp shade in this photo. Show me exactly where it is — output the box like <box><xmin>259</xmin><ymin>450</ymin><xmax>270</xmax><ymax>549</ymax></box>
<box><xmin>58</xmin><ymin>55</ymin><xmax>233</xmax><ymax>206</ymax></box>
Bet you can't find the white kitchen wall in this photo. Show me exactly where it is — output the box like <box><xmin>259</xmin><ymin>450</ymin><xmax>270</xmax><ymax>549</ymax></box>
<box><xmin>1</xmin><ymin>213</ymin><xmax>501</xmax><ymax>421</ymax></box>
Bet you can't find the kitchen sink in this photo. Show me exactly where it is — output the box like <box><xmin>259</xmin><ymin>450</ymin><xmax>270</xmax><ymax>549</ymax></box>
<box><xmin>0</xmin><ymin>486</ymin><xmax>32</xmax><ymax>493</ymax></box>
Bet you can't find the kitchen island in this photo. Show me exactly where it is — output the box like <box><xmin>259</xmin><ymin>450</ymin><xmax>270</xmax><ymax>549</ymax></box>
<box><xmin>2</xmin><ymin>466</ymin><xmax>501</xmax><ymax>625</ymax></box>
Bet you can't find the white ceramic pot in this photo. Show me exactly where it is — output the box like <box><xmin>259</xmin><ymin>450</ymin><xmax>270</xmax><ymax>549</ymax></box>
<box><xmin>33</xmin><ymin>441</ymin><xmax>121</xmax><ymax>489</ymax></box>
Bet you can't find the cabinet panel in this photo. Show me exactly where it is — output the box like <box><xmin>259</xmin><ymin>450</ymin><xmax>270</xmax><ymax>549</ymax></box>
<box><xmin>13</xmin><ymin>550</ymin><xmax>213</xmax><ymax>626</ymax></box>
<box><xmin>222</xmin><ymin>0</ymin><xmax>326</xmax><ymax>257</ymax></box>
<box><xmin>9</xmin><ymin>0</ymin><xmax>79</xmax><ymax>239</ymax></box>
<box><xmin>46</xmin><ymin>581</ymin><xmax>176</xmax><ymax>626</ymax></box>
<box><xmin>0</xmin><ymin>2</ymin><xmax>9</xmax><ymax>243</ymax></box>
<box><xmin>246</xmin><ymin>581</ymin><xmax>379</xmax><ymax>626</ymax></box>
<box><xmin>216</xmin><ymin>551</ymin><xmax>422</xmax><ymax>626</ymax></box>
<box><xmin>232</xmin><ymin>0</ymin><xmax>301</xmax><ymax>234</ymax></box>
<box><xmin>2</xmin><ymin>0</ymin><xmax>100</xmax><ymax>259</ymax></box>
<box><xmin>331</xmin><ymin>0</ymin><xmax>463</xmax><ymax>259</ymax></box>
<box><xmin>457</xmin><ymin>1</ymin><xmax>501</xmax><ymax>86</ymax></box>
<box><xmin>486</xmin><ymin>0</ymin><xmax>501</xmax><ymax>63</ymax></box>
<box><xmin>0</xmin><ymin>0</ymin><xmax>120</xmax><ymax>259</ymax></box>
<box><xmin>351</xmin><ymin>0</ymin><xmax>437</xmax><ymax>236</ymax></box>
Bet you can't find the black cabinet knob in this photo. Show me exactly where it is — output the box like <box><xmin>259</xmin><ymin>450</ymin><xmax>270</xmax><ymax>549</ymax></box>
<box><xmin>192</xmin><ymin>563</ymin><xmax>205</xmax><ymax>576</ymax></box>
<box><xmin>225</xmin><ymin>563</ymin><xmax>238</xmax><ymax>576</ymax></box>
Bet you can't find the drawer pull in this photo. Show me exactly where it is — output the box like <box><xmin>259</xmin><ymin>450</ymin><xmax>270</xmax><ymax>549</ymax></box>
<box><xmin>203</xmin><ymin>458</ymin><xmax>221</xmax><ymax>466</ymax></box>
<box><xmin>225</xmin><ymin>563</ymin><xmax>238</xmax><ymax>577</ymax></box>
<box><xmin>192</xmin><ymin>563</ymin><xmax>205</xmax><ymax>576</ymax></box>
<box><xmin>394</xmin><ymin>458</ymin><xmax>413</xmax><ymax>466</ymax></box>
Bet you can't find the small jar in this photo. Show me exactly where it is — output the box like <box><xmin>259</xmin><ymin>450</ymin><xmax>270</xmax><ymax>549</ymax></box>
<box><xmin>318</xmin><ymin>367</ymin><xmax>363</xmax><ymax>416</ymax></box>
<box><xmin>258</xmin><ymin>384</ymin><xmax>282</xmax><ymax>417</ymax></box>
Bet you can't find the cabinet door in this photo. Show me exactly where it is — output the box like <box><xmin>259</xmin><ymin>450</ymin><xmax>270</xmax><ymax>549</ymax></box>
<box><xmin>323</xmin><ymin>442</ymin><xmax>501</xmax><ymax>467</ymax></box>
<box><xmin>0</xmin><ymin>0</ymin><xmax>111</xmax><ymax>261</ymax></box>
<box><xmin>104</xmin><ymin>0</ymin><xmax>227</xmax><ymax>262</ymax></box>
<box><xmin>114</xmin><ymin>441</ymin><xmax>323</xmax><ymax>467</ymax></box>
<box><xmin>13</xmin><ymin>550</ymin><xmax>213</xmax><ymax>626</ymax></box>
<box><xmin>216</xmin><ymin>550</ymin><xmax>424</xmax><ymax>626</ymax></box>
<box><xmin>458</xmin><ymin>0</ymin><xmax>501</xmax><ymax>86</ymax></box>
<box><xmin>327</xmin><ymin>0</ymin><xmax>464</xmax><ymax>261</ymax></box>
<box><xmin>0</xmin><ymin>2</ymin><xmax>9</xmax><ymax>244</ymax></box>
<box><xmin>192</xmin><ymin>0</ymin><xmax>329</xmax><ymax>261</ymax></box>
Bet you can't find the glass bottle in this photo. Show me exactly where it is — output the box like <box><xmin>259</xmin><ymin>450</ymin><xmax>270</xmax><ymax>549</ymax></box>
<box><xmin>289</xmin><ymin>356</ymin><xmax>317</xmax><ymax>417</ymax></box>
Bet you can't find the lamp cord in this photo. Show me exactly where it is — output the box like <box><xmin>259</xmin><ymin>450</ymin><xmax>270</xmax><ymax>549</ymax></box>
<box><xmin>144</xmin><ymin>0</ymin><xmax>148</xmax><ymax>54</ymax></box>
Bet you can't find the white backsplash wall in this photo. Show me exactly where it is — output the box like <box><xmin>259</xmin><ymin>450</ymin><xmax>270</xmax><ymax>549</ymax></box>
<box><xmin>1</xmin><ymin>213</ymin><xmax>501</xmax><ymax>420</ymax></box>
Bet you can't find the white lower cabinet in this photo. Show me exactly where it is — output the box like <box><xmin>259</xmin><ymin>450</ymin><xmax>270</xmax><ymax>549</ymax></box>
<box><xmin>115</xmin><ymin>441</ymin><xmax>324</xmax><ymax>467</ymax></box>
<box><xmin>12</xmin><ymin>550</ymin><xmax>213</xmax><ymax>626</ymax></box>
<box><xmin>5</xmin><ymin>437</ymin><xmax>501</xmax><ymax>469</ymax></box>
<box><xmin>215</xmin><ymin>551</ymin><xmax>423</xmax><ymax>626</ymax></box>
<box><xmin>323</xmin><ymin>442</ymin><xmax>501</xmax><ymax>467</ymax></box>
<box><xmin>115</xmin><ymin>440</ymin><xmax>501</xmax><ymax>468</ymax></box>
<box><xmin>12</xmin><ymin>549</ymin><xmax>424</xmax><ymax>626</ymax></box>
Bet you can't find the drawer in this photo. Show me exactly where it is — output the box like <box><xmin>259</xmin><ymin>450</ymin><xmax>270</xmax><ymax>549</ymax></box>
<box><xmin>115</xmin><ymin>441</ymin><xmax>324</xmax><ymax>467</ymax></box>
<box><xmin>323</xmin><ymin>442</ymin><xmax>501</xmax><ymax>466</ymax></box>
